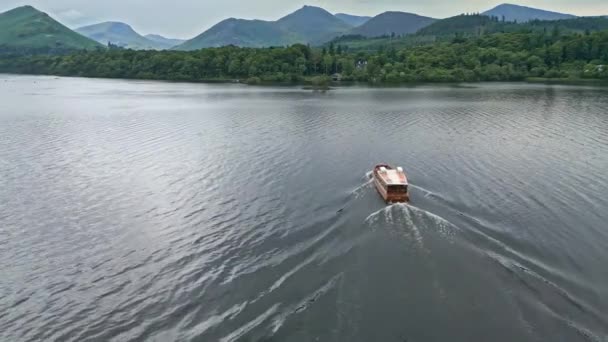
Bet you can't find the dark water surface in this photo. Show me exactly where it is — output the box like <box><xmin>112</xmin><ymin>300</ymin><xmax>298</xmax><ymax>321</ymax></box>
<box><xmin>1</xmin><ymin>75</ymin><xmax>607</xmax><ymax>341</ymax></box>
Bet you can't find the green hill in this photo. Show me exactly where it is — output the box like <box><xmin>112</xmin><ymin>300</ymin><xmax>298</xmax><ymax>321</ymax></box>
<box><xmin>349</xmin><ymin>12</ymin><xmax>436</xmax><ymax>37</ymax></box>
<box><xmin>276</xmin><ymin>5</ymin><xmax>351</xmax><ymax>44</ymax></box>
<box><xmin>416</xmin><ymin>14</ymin><xmax>500</xmax><ymax>36</ymax></box>
<box><xmin>330</xmin><ymin>15</ymin><xmax>608</xmax><ymax>52</ymax></box>
<box><xmin>483</xmin><ymin>3</ymin><xmax>575</xmax><ymax>22</ymax></box>
<box><xmin>175</xmin><ymin>19</ymin><xmax>294</xmax><ymax>49</ymax></box>
<box><xmin>0</xmin><ymin>6</ymin><xmax>102</xmax><ymax>52</ymax></box>
<box><xmin>175</xmin><ymin>5</ymin><xmax>351</xmax><ymax>50</ymax></box>
<box><xmin>417</xmin><ymin>14</ymin><xmax>608</xmax><ymax>37</ymax></box>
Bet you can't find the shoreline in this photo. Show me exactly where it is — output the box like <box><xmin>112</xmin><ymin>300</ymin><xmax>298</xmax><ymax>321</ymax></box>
<box><xmin>2</xmin><ymin>72</ymin><xmax>607</xmax><ymax>88</ymax></box>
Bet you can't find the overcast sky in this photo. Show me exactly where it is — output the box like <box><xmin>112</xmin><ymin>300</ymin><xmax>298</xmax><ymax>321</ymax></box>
<box><xmin>2</xmin><ymin>0</ymin><xmax>607</xmax><ymax>39</ymax></box>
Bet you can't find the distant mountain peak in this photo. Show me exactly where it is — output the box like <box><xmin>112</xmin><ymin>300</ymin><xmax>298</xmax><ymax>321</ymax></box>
<box><xmin>0</xmin><ymin>5</ymin><xmax>101</xmax><ymax>50</ymax></box>
<box><xmin>496</xmin><ymin>3</ymin><xmax>523</xmax><ymax>8</ymax></box>
<box><xmin>483</xmin><ymin>3</ymin><xmax>575</xmax><ymax>22</ymax></box>
<box><xmin>284</xmin><ymin>5</ymin><xmax>335</xmax><ymax>18</ymax></box>
<box><xmin>78</xmin><ymin>21</ymin><xmax>133</xmax><ymax>30</ymax></box>
<box><xmin>3</xmin><ymin>4</ymin><xmax>42</xmax><ymax>16</ymax></box>
<box><xmin>15</xmin><ymin>5</ymin><xmax>36</xmax><ymax>10</ymax></box>
<box><xmin>300</xmin><ymin>5</ymin><xmax>326</xmax><ymax>10</ymax></box>
<box><xmin>11</xmin><ymin>5</ymin><xmax>38</xmax><ymax>12</ymax></box>
<box><xmin>76</xmin><ymin>21</ymin><xmax>173</xmax><ymax>50</ymax></box>
<box><xmin>494</xmin><ymin>3</ymin><xmax>546</xmax><ymax>9</ymax></box>
<box><xmin>176</xmin><ymin>5</ymin><xmax>351</xmax><ymax>50</ymax></box>
<box><xmin>349</xmin><ymin>11</ymin><xmax>436</xmax><ymax>37</ymax></box>
<box><xmin>104</xmin><ymin>21</ymin><xmax>131</xmax><ymax>26</ymax></box>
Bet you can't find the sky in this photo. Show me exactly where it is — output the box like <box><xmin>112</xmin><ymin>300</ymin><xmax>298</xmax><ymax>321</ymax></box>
<box><xmin>2</xmin><ymin>0</ymin><xmax>607</xmax><ymax>39</ymax></box>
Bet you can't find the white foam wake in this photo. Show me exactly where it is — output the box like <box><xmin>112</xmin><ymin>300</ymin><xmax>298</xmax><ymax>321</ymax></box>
<box><xmin>365</xmin><ymin>203</ymin><xmax>457</xmax><ymax>242</ymax></box>
<box><xmin>351</xmin><ymin>177</ymin><xmax>373</xmax><ymax>199</ymax></box>
<box><xmin>409</xmin><ymin>184</ymin><xmax>436</xmax><ymax>198</ymax></box>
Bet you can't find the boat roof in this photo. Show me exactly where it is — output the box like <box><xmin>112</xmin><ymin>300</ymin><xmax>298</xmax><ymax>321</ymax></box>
<box><xmin>379</xmin><ymin>169</ymin><xmax>408</xmax><ymax>185</ymax></box>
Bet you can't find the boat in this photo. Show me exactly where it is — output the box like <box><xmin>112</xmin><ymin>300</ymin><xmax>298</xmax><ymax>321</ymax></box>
<box><xmin>372</xmin><ymin>164</ymin><xmax>410</xmax><ymax>203</ymax></box>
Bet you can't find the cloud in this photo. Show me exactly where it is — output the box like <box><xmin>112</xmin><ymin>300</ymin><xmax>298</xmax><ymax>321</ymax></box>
<box><xmin>59</xmin><ymin>9</ymin><xmax>84</xmax><ymax>20</ymax></box>
<box><xmin>56</xmin><ymin>8</ymin><xmax>88</xmax><ymax>26</ymax></box>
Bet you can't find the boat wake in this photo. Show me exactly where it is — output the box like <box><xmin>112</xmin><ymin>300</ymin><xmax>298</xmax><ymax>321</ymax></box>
<box><xmin>409</xmin><ymin>184</ymin><xmax>437</xmax><ymax>199</ymax></box>
<box><xmin>365</xmin><ymin>203</ymin><xmax>457</xmax><ymax>243</ymax></box>
<box><xmin>350</xmin><ymin>175</ymin><xmax>373</xmax><ymax>199</ymax></box>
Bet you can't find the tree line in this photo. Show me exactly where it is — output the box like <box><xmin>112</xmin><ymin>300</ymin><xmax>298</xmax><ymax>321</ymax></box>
<box><xmin>1</xmin><ymin>30</ymin><xmax>607</xmax><ymax>84</ymax></box>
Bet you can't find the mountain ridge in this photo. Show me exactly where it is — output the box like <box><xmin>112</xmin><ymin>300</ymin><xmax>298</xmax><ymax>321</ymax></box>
<box><xmin>334</xmin><ymin>13</ymin><xmax>372</xmax><ymax>27</ymax></box>
<box><xmin>0</xmin><ymin>5</ymin><xmax>101</xmax><ymax>51</ymax></box>
<box><xmin>483</xmin><ymin>3</ymin><xmax>576</xmax><ymax>22</ymax></box>
<box><xmin>0</xmin><ymin>3</ymin><xmax>595</xmax><ymax>52</ymax></box>
<box><xmin>175</xmin><ymin>5</ymin><xmax>352</xmax><ymax>50</ymax></box>
<box><xmin>349</xmin><ymin>11</ymin><xmax>436</xmax><ymax>37</ymax></box>
<box><xmin>144</xmin><ymin>34</ymin><xmax>185</xmax><ymax>49</ymax></box>
<box><xmin>76</xmin><ymin>21</ymin><xmax>165</xmax><ymax>50</ymax></box>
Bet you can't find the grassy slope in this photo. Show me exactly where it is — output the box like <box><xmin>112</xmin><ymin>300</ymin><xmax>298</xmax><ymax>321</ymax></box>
<box><xmin>0</xmin><ymin>6</ymin><xmax>101</xmax><ymax>50</ymax></box>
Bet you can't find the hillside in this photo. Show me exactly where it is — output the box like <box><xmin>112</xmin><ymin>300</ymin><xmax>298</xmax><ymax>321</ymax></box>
<box><xmin>331</xmin><ymin>15</ymin><xmax>608</xmax><ymax>52</ymax></box>
<box><xmin>276</xmin><ymin>6</ymin><xmax>352</xmax><ymax>44</ymax></box>
<box><xmin>483</xmin><ymin>3</ymin><xmax>576</xmax><ymax>22</ymax></box>
<box><xmin>175</xmin><ymin>5</ymin><xmax>351</xmax><ymax>50</ymax></box>
<box><xmin>76</xmin><ymin>22</ymin><xmax>162</xmax><ymax>50</ymax></box>
<box><xmin>4</xmin><ymin>30</ymin><xmax>607</xmax><ymax>83</ymax></box>
<box><xmin>0</xmin><ymin>6</ymin><xmax>101</xmax><ymax>51</ymax></box>
<box><xmin>144</xmin><ymin>34</ymin><xmax>185</xmax><ymax>49</ymax></box>
<box><xmin>334</xmin><ymin>13</ymin><xmax>371</xmax><ymax>27</ymax></box>
<box><xmin>417</xmin><ymin>14</ymin><xmax>501</xmax><ymax>36</ymax></box>
<box><xmin>418</xmin><ymin>14</ymin><xmax>608</xmax><ymax>37</ymax></box>
<box><xmin>176</xmin><ymin>19</ymin><xmax>294</xmax><ymax>49</ymax></box>
<box><xmin>349</xmin><ymin>12</ymin><xmax>436</xmax><ymax>37</ymax></box>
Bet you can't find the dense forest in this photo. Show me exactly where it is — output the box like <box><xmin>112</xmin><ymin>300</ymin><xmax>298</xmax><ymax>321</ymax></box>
<box><xmin>1</xmin><ymin>30</ymin><xmax>607</xmax><ymax>84</ymax></box>
<box><xmin>328</xmin><ymin>15</ymin><xmax>608</xmax><ymax>52</ymax></box>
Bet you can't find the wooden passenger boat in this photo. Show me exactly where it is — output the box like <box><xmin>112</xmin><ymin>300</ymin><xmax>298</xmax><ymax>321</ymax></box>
<box><xmin>372</xmin><ymin>164</ymin><xmax>410</xmax><ymax>203</ymax></box>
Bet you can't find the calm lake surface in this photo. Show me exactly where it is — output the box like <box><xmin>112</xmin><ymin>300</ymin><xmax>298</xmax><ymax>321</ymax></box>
<box><xmin>1</xmin><ymin>75</ymin><xmax>607</xmax><ymax>342</ymax></box>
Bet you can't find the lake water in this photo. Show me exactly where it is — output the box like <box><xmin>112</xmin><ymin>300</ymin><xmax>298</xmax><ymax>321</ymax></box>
<box><xmin>1</xmin><ymin>75</ymin><xmax>607</xmax><ymax>342</ymax></box>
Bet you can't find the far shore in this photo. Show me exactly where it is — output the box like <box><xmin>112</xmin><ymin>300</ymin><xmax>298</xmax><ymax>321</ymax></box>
<box><xmin>2</xmin><ymin>72</ymin><xmax>607</xmax><ymax>88</ymax></box>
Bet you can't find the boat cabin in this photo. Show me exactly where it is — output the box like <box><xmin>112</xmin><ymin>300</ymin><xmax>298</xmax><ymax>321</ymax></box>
<box><xmin>373</xmin><ymin>164</ymin><xmax>410</xmax><ymax>203</ymax></box>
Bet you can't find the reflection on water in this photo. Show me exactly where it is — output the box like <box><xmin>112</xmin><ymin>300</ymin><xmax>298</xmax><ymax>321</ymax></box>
<box><xmin>1</xmin><ymin>75</ymin><xmax>607</xmax><ymax>341</ymax></box>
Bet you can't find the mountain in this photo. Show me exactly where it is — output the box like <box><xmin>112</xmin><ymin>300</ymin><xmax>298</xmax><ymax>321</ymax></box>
<box><xmin>76</xmin><ymin>22</ymin><xmax>164</xmax><ymax>49</ymax></box>
<box><xmin>144</xmin><ymin>34</ymin><xmax>185</xmax><ymax>49</ymax></box>
<box><xmin>417</xmin><ymin>14</ymin><xmax>608</xmax><ymax>37</ymax></box>
<box><xmin>483</xmin><ymin>3</ymin><xmax>576</xmax><ymax>22</ymax></box>
<box><xmin>416</xmin><ymin>14</ymin><xmax>497</xmax><ymax>36</ymax></box>
<box><xmin>276</xmin><ymin>6</ymin><xmax>352</xmax><ymax>44</ymax></box>
<box><xmin>330</xmin><ymin>14</ymin><xmax>608</xmax><ymax>53</ymax></box>
<box><xmin>176</xmin><ymin>18</ymin><xmax>294</xmax><ymax>50</ymax></box>
<box><xmin>335</xmin><ymin>13</ymin><xmax>372</xmax><ymax>27</ymax></box>
<box><xmin>174</xmin><ymin>5</ymin><xmax>351</xmax><ymax>50</ymax></box>
<box><xmin>349</xmin><ymin>11</ymin><xmax>436</xmax><ymax>37</ymax></box>
<box><xmin>0</xmin><ymin>6</ymin><xmax>101</xmax><ymax>51</ymax></box>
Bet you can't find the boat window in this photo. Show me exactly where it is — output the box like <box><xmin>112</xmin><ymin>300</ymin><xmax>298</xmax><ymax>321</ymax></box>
<box><xmin>388</xmin><ymin>185</ymin><xmax>407</xmax><ymax>193</ymax></box>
